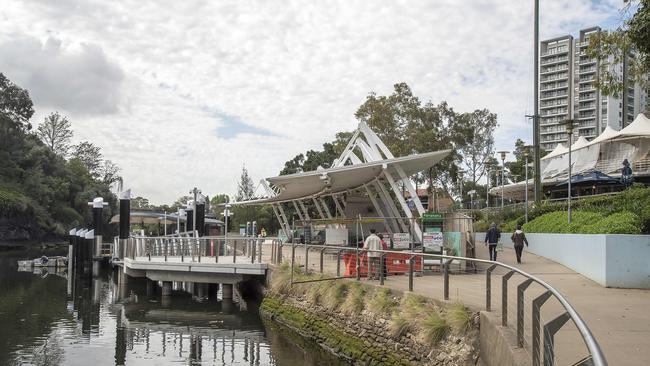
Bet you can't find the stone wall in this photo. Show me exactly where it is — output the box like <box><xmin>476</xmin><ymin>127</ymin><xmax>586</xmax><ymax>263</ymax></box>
<box><xmin>260</xmin><ymin>292</ymin><xmax>480</xmax><ymax>366</ymax></box>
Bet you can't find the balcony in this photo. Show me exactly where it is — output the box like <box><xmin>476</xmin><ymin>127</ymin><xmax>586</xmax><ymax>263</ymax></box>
<box><xmin>579</xmin><ymin>58</ymin><xmax>596</xmax><ymax>65</ymax></box>
<box><xmin>540</xmin><ymin>65</ymin><xmax>568</xmax><ymax>75</ymax></box>
<box><xmin>541</xmin><ymin>74</ymin><xmax>568</xmax><ymax>83</ymax></box>
<box><xmin>578</xmin><ymin>103</ymin><xmax>595</xmax><ymax>110</ymax></box>
<box><xmin>540</xmin><ymin>83</ymin><xmax>568</xmax><ymax>91</ymax></box>
<box><xmin>579</xmin><ymin>67</ymin><xmax>596</xmax><ymax>74</ymax></box>
<box><xmin>541</xmin><ymin>100</ymin><xmax>568</xmax><ymax>108</ymax></box>
<box><xmin>578</xmin><ymin>113</ymin><xmax>596</xmax><ymax>120</ymax></box>
<box><xmin>540</xmin><ymin>92</ymin><xmax>568</xmax><ymax>101</ymax></box>
<box><xmin>579</xmin><ymin>93</ymin><xmax>596</xmax><ymax>101</ymax></box>
<box><xmin>540</xmin><ymin>56</ymin><xmax>568</xmax><ymax>66</ymax></box>
<box><xmin>541</xmin><ymin>47</ymin><xmax>569</xmax><ymax>57</ymax></box>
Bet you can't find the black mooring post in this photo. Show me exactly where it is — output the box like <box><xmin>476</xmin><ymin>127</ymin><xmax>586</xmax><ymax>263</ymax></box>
<box><xmin>118</xmin><ymin>190</ymin><xmax>132</xmax><ymax>260</ymax></box>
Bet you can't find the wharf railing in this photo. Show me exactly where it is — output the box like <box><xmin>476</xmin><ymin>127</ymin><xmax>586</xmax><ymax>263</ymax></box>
<box><xmin>116</xmin><ymin>235</ymin><xmax>282</xmax><ymax>264</ymax></box>
<box><xmin>285</xmin><ymin>242</ymin><xmax>606</xmax><ymax>366</ymax></box>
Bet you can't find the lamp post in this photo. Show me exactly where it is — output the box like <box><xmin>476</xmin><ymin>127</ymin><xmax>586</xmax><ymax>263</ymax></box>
<box><xmin>561</xmin><ymin>120</ymin><xmax>576</xmax><ymax>223</ymax></box>
<box><xmin>484</xmin><ymin>160</ymin><xmax>492</xmax><ymax>209</ymax></box>
<box><xmin>189</xmin><ymin>187</ymin><xmax>201</xmax><ymax>236</ymax></box>
<box><xmin>222</xmin><ymin>203</ymin><xmax>233</xmax><ymax>242</ymax></box>
<box><xmin>163</xmin><ymin>210</ymin><xmax>167</xmax><ymax>236</ymax></box>
<box><xmin>523</xmin><ymin>146</ymin><xmax>532</xmax><ymax>223</ymax></box>
<box><xmin>497</xmin><ymin>151</ymin><xmax>509</xmax><ymax>208</ymax></box>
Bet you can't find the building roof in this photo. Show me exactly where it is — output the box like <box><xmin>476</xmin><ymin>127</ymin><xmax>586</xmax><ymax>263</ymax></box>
<box><xmin>542</xmin><ymin>143</ymin><xmax>569</xmax><ymax>160</ymax></box>
<box><xmin>235</xmin><ymin>149</ymin><xmax>451</xmax><ymax>205</ymax></box>
<box><xmin>616</xmin><ymin>113</ymin><xmax>650</xmax><ymax>138</ymax></box>
<box><xmin>110</xmin><ymin>211</ymin><xmax>224</xmax><ymax>226</ymax></box>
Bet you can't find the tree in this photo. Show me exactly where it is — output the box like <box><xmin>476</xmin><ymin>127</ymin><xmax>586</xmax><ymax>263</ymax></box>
<box><xmin>454</xmin><ymin>109</ymin><xmax>498</xmax><ymax>186</ymax></box>
<box><xmin>131</xmin><ymin>196</ymin><xmax>151</xmax><ymax>210</ymax></box>
<box><xmin>210</xmin><ymin>194</ymin><xmax>230</xmax><ymax>206</ymax></box>
<box><xmin>279</xmin><ymin>131</ymin><xmax>353</xmax><ymax>175</ymax></box>
<box><xmin>586</xmin><ymin>1</ymin><xmax>650</xmax><ymax>98</ymax></box>
<box><xmin>0</xmin><ymin>73</ymin><xmax>34</xmax><ymax>133</ymax></box>
<box><xmin>98</xmin><ymin>160</ymin><xmax>122</xmax><ymax>191</ymax></box>
<box><xmin>236</xmin><ymin>166</ymin><xmax>256</xmax><ymax>201</ymax></box>
<box><xmin>36</xmin><ymin>112</ymin><xmax>73</xmax><ymax>157</ymax></box>
<box><xmin>71</xmin><ymin>141</ymin><xmax>103</xmax><ymax>177</ymax></box>
<box><xmin>355</xmin><ymin>83</ymin><xmax>421</xmax><ymax>157</ymax></box>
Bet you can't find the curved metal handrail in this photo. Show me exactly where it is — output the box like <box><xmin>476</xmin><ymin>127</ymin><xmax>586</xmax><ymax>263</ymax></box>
<box><xmin>291</xmin><ymin>243</ymin><xmax>607</xmax><ymax>366</ymax></box>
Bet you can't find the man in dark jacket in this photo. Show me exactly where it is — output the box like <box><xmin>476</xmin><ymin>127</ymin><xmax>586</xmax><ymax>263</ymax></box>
<box><xmin>511</xmin><ymin>225</ymin><xmax>529</xmax><ymax>264</ymax></box>
<box><xmin>484</xmin><ymin>223</ymin><xmax>501</xmax><ymax>261</ymax></box>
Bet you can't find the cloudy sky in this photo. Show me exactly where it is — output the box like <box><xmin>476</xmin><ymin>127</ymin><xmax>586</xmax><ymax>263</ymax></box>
<box><xmin>0</xmin><ymin>0</ymin><xmax>625</xmax><ymax>203</ymax></box>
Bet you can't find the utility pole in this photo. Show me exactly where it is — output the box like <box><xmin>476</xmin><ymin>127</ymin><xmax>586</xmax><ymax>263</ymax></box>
<box><xmin>533</xmin><ymin>0</ymin><xmax>542</xmax><ymax>204</ymax></box>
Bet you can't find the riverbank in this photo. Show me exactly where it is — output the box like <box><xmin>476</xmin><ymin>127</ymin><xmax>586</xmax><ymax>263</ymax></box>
<box><xmin>260</xmin><ymin>264</ymin><xmax>480</xmax><ymax>366</ymax></box>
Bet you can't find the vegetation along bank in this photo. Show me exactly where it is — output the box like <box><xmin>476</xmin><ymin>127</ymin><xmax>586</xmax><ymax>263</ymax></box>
<box><xmin>260</xmin><ymin>263</ymin><xmax>480</xmax><ymax>366</ymax></box>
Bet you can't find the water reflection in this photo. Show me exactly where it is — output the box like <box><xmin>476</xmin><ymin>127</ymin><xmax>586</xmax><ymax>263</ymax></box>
<box><xmin>0</xmin><ymin>249</ymin><xmax>348</xmax><ymax>366</ymax></box>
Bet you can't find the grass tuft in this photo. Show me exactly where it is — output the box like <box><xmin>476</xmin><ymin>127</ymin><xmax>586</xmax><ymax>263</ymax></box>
<box><xmin>368</xmin><ymin>288</ymin><xmax>398</xmax><ymax>316</ymax></box>
<box><xmin>419</xmin><ymin>311</ymin><xmax>450</xmax><ymax>345</ymax></box>
<box><xmin>389</xmin><ymin>313</ymin><xmax>412</xmax><ymax>338</ymax></box>
<box><xmin>447</xmin><ymin>302</ymin><xmax>473</xmax><ymax>334</ymax></box>
<box><xmin>323</xmin><ymin>280</ymin><xmax>348</xmax><ymax>310</ymax></box>
<box><xmin>341</xmin><ymin>282</ymin><xmax>366</xmax><ymax>315</ymax></box>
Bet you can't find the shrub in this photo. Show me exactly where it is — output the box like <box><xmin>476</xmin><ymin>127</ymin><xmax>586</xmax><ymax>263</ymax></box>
<box><xmin>341</xmin><ymin>282</ymin><xmax>366</xmax><ymax>315</ymax></box>
<box><xmin>523</xmin><ymin>210</ymin><xmax>643</xmax><ymax>234</ymax></box>
<box><xmin>389</xmin><ymin>314</ymin><xmax>411</xmax><ymax>338</ymax></box>
<box><xmin>323</xmin><ymin>280</ymin><xmax>348</xmax><ymax>310</ymax></box>
<box><xmin>446</xmin><ymin>303</ymin><xmax>473</xmax><ymax>334</ymax></box>
<box><xmin>368</xmin><ymin>288</ymin><xmax>397</xmax><ymax>315</ymax></box>
<box><xmin>583</xmin><ymin>211</ymin><xmax>643</xmax><ymax>234</ymax></box>
<box><xmin>419</xmin><ymin>311</ymin><xmax>450</xmax><ymax>345</ymax></box>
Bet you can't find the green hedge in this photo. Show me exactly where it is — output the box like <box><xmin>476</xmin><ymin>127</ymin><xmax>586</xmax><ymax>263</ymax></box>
<box><xmin>522</xmin><ymin>211</ymin><xmax>643</xmax><ymax>234</ymax></box>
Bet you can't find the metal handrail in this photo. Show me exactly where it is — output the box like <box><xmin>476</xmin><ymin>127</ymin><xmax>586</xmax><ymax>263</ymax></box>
<box><xmin>289</xmin><ymin>243</ymin><xmax>606</xmax><ymax>366</ymax></box>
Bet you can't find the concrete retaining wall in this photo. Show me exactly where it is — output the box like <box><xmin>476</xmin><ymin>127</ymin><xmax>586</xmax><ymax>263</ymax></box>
<box><xmin>476</xmin><ymin>232</ymin><xmax>650</xmax><ymax>288</ymax></box>
<box><xmin>479</xmin><ymin>312</ymin><xmax>529</xmax><ymax>366</ymax></box>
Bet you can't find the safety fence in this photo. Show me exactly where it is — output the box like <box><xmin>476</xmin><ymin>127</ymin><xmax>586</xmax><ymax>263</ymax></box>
<box><xmin>280</xmin><ymin>242</ymin><xmax>606</xmax><ymax>366</ymax></box>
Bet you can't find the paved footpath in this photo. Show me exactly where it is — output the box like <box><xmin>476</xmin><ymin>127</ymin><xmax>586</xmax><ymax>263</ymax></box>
<box><xmin>267</xmin><ymin>242</ymin><xmax>650</xmax><ymax>366</ymax></box>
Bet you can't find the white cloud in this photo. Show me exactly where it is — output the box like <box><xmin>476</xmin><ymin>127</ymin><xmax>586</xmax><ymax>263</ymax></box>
<box><xmin>0</xmin><ymin>0</ymin><xmax>621</xmax><ymax>203</ymax></box>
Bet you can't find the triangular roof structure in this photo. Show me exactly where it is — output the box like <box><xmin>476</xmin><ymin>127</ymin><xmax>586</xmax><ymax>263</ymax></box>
<box><xmin>587</xmin><ymin>126</ymin><xmax>620</xmax><ymax>145</ymax></box>
<box><xmin>571</xmin><ymin>136</ymin><xmax>589</xmax><ymax>150</ymax></box>
<box><xmin>542</xmin><ymin>143</ymin><xmax>568</xmax><ymax>160</ymax></box>
<box><xmin>616</xmin><ymin>113</ymin><xmax>650</xmax><ymax>138</ymax></box>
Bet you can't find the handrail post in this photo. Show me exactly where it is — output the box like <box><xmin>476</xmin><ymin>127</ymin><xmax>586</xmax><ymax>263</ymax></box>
<box><xmin>486</xmin><ymin>264</ymin><xmax>497</xmax><ymax>311</ymax></box>
<box><xmin>355</xmin><ymin>250</ymin><xmax>360</xmax><ymax>281</ymax></box>
<box><xmin>443</xmin><ymin>258</ymin><xmax>453</xmax><ymax>301</ymax></box>
<box><xmin>532</xmin><ymin>290</ymin><xmax>553</xmax><ymax>366</ymax></box>
<box><xmin>198</xmin><ymin>238</ymin><xmax>202</xmax><ymax>263</ymax></box>
<box><xmin>320</xmin><ymin>248</ymin><xmax>326</xmax><ymax>273</ymax></box>
<box><xmin>181</xmin><ymin>238</ymin><xmax>185</xmax><ymax>262</ymax></box>
<box><xmin>336</xmin><ymin>250</ymin><xmax>342</xmax><ymax>277</ymax></box>
<box><xmin>543</xmin><ymin>312</ymin><xmax>571</xmax><ymax>366</ymax></box>
<box><xmin>233</xmin><ymin>240</ymin><xmax>237</xmax><ymax>263</ymax></box>
<box><xmin>379</xmin><ymin>253</ymin><xmax>385</xmax><ymax>285</ymax></box>
<box><xmin>164</xmin><ymin>239</ymin><xmax>168</xmax><ymax>262</ymax></box>
<box><xmin>502</xmin><ymin>270</ymin><xmax>516</xmax><ymax>326</ymax></box>
<box><xmin>305</xmin><ymin>245</ymin><xmax>309</xmax><ymax>274</ymax></box>
<box><xmin>517</xmin><ymin>278</ymin><xmax>534</xmax><ymax>347</ymax></box>
<box><xmin>408</xmin><ymin>256</ymin><xmax>414</xmax><ymax>292</ymax></box>
<box><xmin>258</xmin><ymin>239</ymin><xmax>262</xmax><ymax>263</ymax></box>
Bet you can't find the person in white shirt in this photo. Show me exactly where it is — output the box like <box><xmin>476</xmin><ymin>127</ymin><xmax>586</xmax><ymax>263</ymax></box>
<box><xmin>363</xmin><ymin>229</ymin><xmax>382</xmax><ymax>280</ymax></box>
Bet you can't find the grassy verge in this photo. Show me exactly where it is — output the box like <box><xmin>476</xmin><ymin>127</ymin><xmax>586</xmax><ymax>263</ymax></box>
<box><xmin>265</xmin><ymin>264</ymin><xmax>478</xmax><ymax>363</ymax></box>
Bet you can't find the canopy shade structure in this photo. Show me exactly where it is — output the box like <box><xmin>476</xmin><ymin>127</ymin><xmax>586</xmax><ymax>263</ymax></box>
<box><xmin>232</xmin><ymin>121</ymin><xmax>452</xmax><ymax>243</ymax></box>
<box><xmin>555</xmin><ymin>170</ymin><xmax>619</xmax><ymax>186</ymax></box>
<box><xmin>587</xmin><ymin>126</ymin><xmax>619</xmax><ymax>146</ymax></box>
<box><xmin>541</xmin><ymin>143</ymin><xmax>568</xmax><ymax>160</ymax></box>
<box><xmin>237</xmin><ymin>149</ymin><xmax>450</xmax><ymax>206</ymax></box>
<box><xmin>110</xmin><ymin>211</ymin><xmax>223</xmax><ymax>226</ymax></box>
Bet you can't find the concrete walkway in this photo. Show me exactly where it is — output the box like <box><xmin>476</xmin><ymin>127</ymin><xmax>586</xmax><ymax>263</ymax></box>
<box><xmin>266</xmin><ymin>242</ymin><xmax>650</xmax><ymax>366</ymax></box>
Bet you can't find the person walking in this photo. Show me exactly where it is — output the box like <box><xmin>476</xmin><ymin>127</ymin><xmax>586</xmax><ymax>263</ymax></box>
<box><xmin>363</xmin><ymin>229</ymin><xmax>382</xmax><ymax>280</ymax></box>
<box><xmin>484</xmin><ymin>223</ymin><xmax>501</xmax><ymax>261</ymax></box>
<box><xmin>511</xmin><ymin>225</ymin><xmax>529</xmax><ymax>264</ymax></box>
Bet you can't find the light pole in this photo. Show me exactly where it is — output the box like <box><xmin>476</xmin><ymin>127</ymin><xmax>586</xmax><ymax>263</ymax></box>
<box><xmin>497</xmin><ymin>151</ymin><xmax>509</xmax><ymax>208</ymax></box>
<box><xmin>222</xmin><ymin>203</ymin><xmax>233</xmax><ymax>242</ymax></box>
<box><xmin>189</xmin><ymin>187</ymin><xmax>201</xmax><ymax>236</ymax></box>
<box><xmin>163</xmin><ymin>210</ymin><xmax>167</xmax><ymax>236</ymax></box>
<box><xmin>523</xmin><ymin>146</ymin><xmax>532</xmax><ymax>223</ymax></box>
<box><xmin>484</xmin><ymin>160</ymin><xmax>492</xmax><ymax>209</ymax></box>
<box><xmin>176</xmin><ymin>208</ymin><xmax>185</xmax><ymax>234</ymax></box>
<box><xmin>561</xmin><ymin>120</ymin><xmax>576</xmax><ymax>223</ymax></box>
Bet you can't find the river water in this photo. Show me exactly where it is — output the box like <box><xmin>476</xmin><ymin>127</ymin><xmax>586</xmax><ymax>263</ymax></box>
<box><xmin>0</xmin><ymin>248</ymin><xmax>347</xmax><ymax>366</ymax></box>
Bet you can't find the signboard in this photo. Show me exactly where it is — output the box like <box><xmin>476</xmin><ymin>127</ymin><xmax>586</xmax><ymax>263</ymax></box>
<box><xmin>423</xmin><ymin>232</ymin><xmax>443</xmax><ymax>251</ymax></box>
<box><xmin>392</xmin><ymin>233</ymin><xmax>410</xmax><ymax>249</ymax></box>
<box><xmin>422</xmin><ymin>212</ymin><xmax>443</xmax><ymax>224</ymax></box>
<box><xmin>303</xmin><ymin>223</ymin><xmax>312</xmax><ymax>244</ymax></box>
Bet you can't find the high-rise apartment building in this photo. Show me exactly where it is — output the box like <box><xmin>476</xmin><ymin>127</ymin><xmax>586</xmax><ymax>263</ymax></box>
<box><xmin>538</xmin><ymin>26</ymin><xmax>648</xmax><ymax>151</ymax></box>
